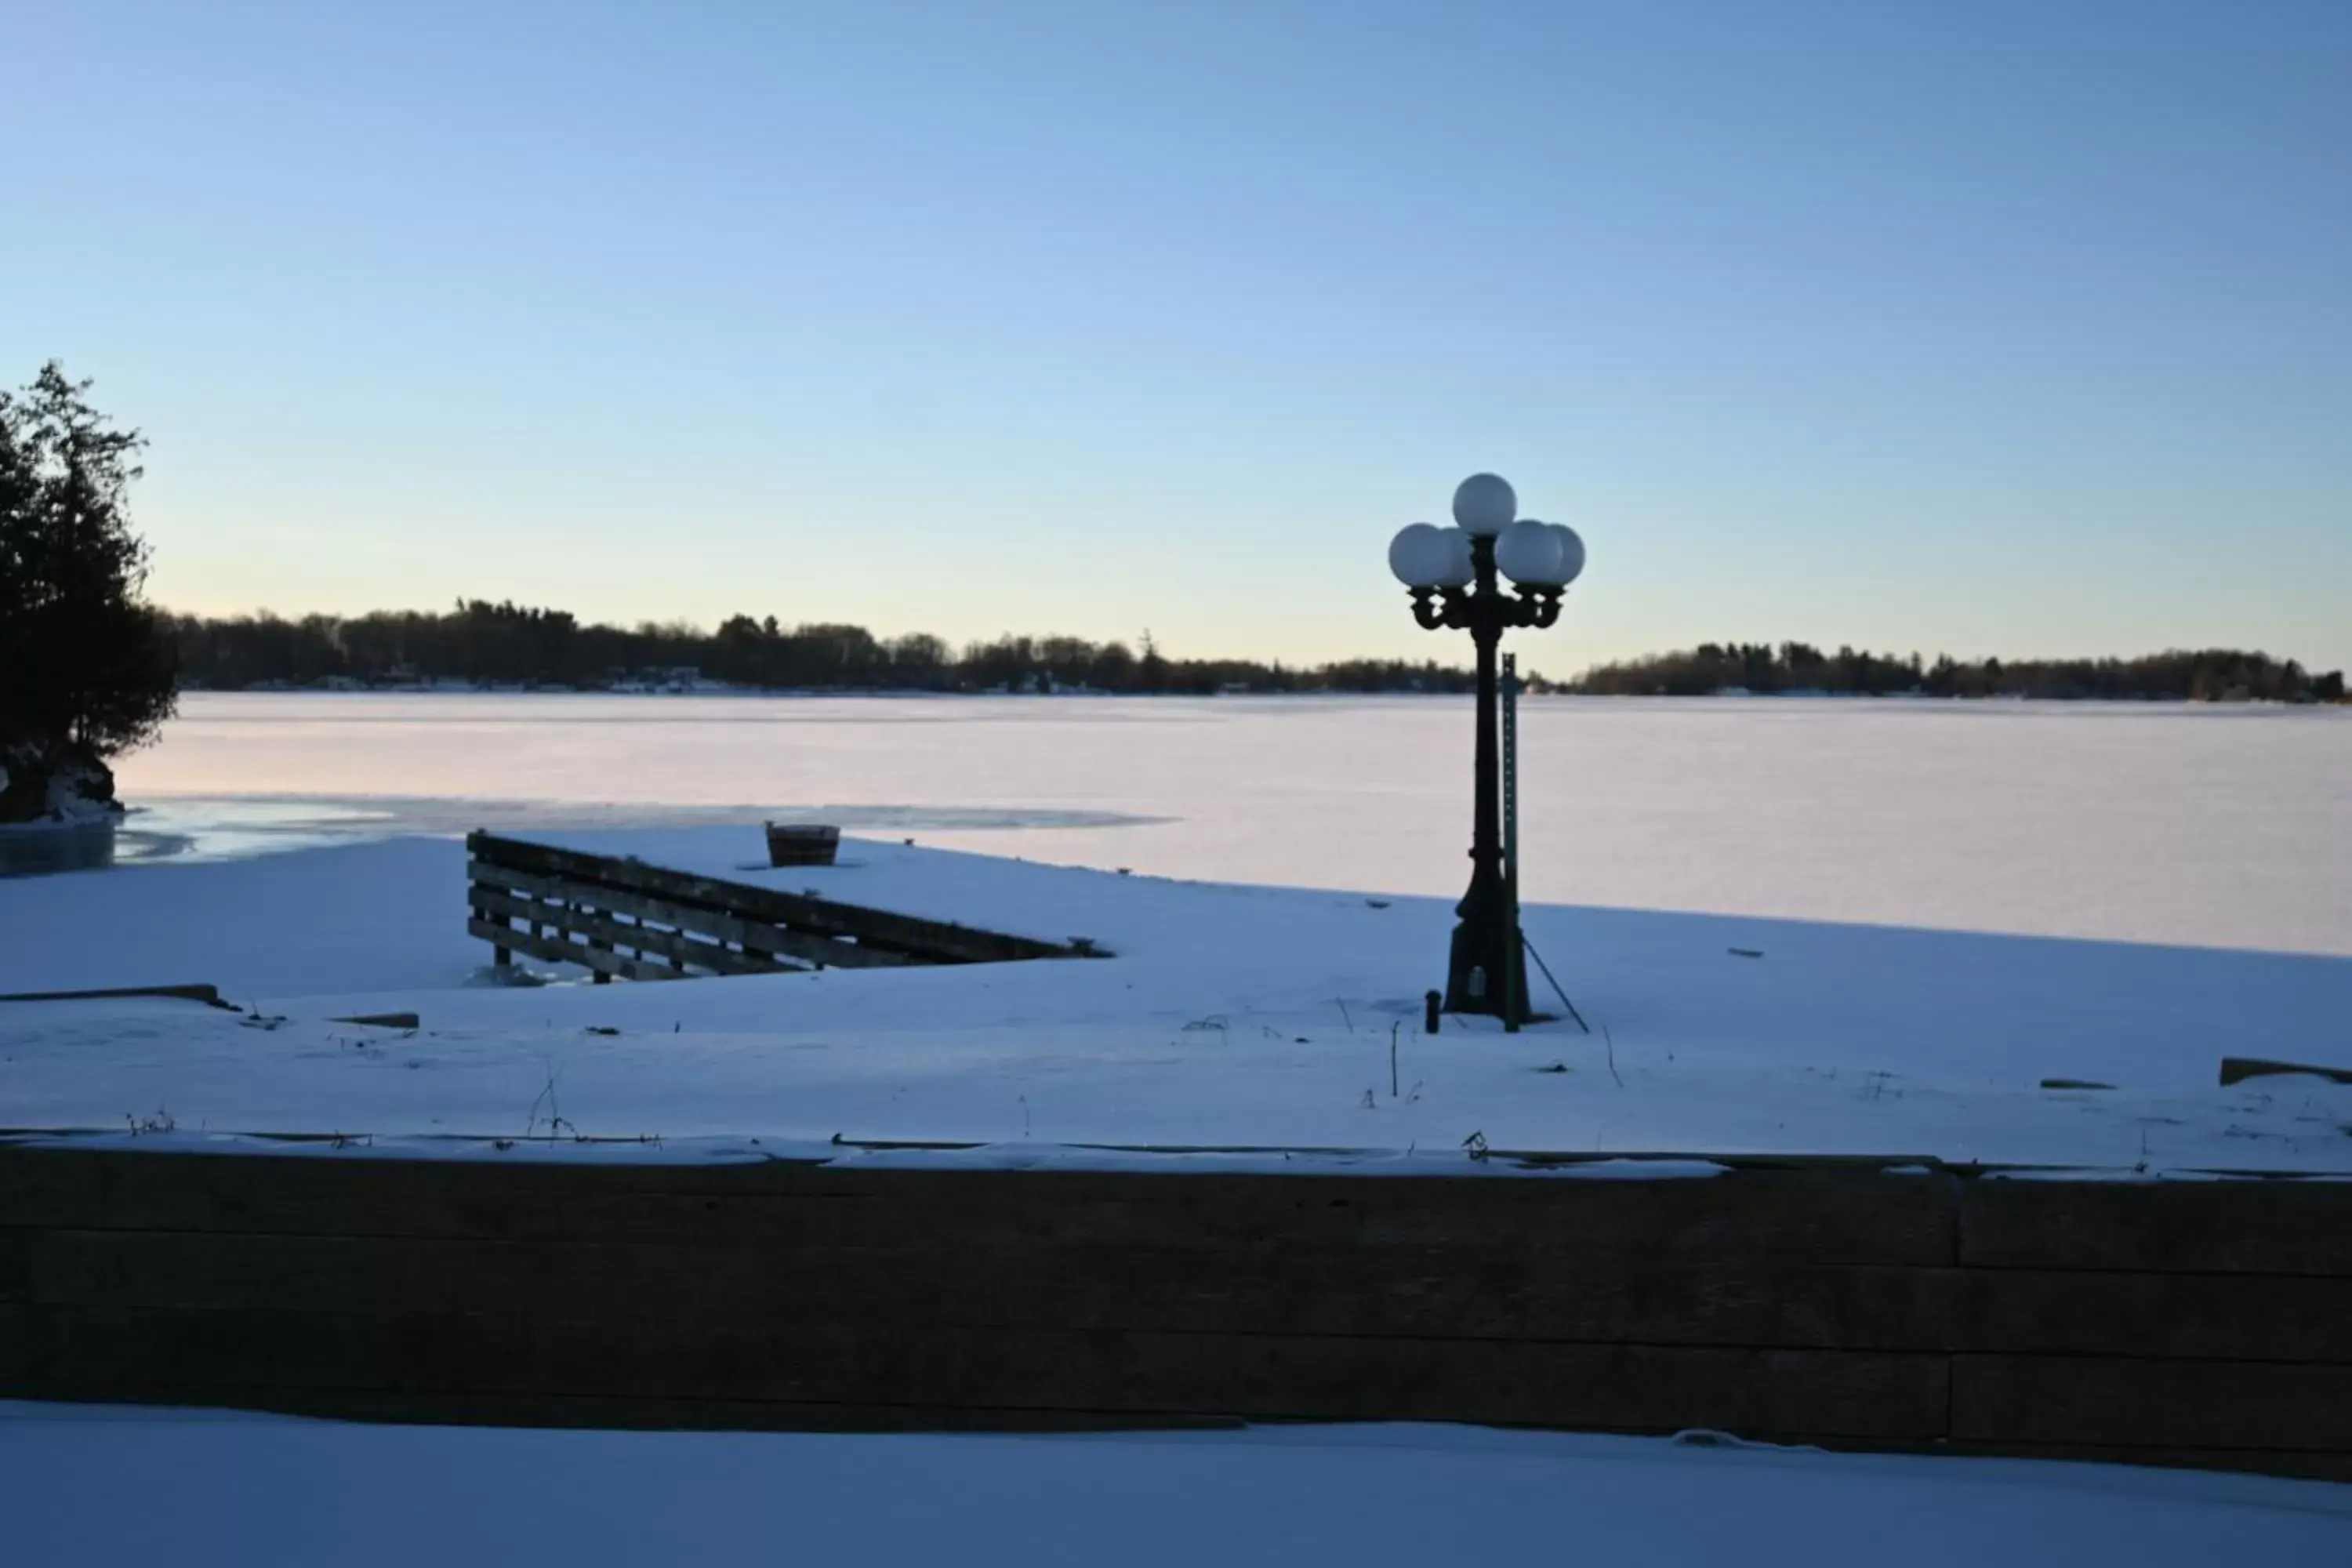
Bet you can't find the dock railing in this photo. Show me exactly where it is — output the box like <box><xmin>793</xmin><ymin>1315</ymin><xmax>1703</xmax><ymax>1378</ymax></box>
<box><xmin>465</xmin><ymin>830</ymin><xmax>1100</xmax><ymax>982</ymax></box>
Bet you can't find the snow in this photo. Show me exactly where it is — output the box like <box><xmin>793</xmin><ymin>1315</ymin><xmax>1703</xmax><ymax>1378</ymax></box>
<box><xmin>4</xmin><ymin>826</ymin><xmax>2348</xmax><ymax>1173</ymax></box>
<box><xmin>2</xmin><ymin>1403</ymin><xmax>2345</xmax><ymax>1567</ymax></box>
<box><xmin>9</xmin><ymin>714</ymin><xmax>2352</xmax><ymax>1526</ymax></box>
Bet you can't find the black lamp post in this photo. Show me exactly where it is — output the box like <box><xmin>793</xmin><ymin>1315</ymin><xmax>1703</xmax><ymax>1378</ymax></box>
<box><xmin>1388</xmin><ymin>474</ymin><xmax>1585</xmax><ymax>1021</ymax></box>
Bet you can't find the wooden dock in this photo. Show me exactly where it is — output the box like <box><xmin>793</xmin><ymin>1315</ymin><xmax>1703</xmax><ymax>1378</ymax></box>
<box><xmin>465</xmin><ymin>831</ymin><xmax>1102</xmax><ymax>982</ymax></box>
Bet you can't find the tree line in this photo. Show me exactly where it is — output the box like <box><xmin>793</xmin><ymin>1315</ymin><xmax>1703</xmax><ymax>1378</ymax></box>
<box><xmin>165</xmin><ymin>609</ymin><xmax>2347</xmax><ymax>703</ymax></box>
<box><xmin>166</xmin><ymin>602</ymin><xmax>1496</xmax><ymax>695</ymax></box>
<box><xmin>1569</xmin><ymin>641</ymin><xmax>2345</xmax><ymax>702</ymax></box>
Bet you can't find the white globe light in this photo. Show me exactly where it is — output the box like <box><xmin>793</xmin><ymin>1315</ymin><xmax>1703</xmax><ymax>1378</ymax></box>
<box><xmin>1432</xmin><ymin>527</ymin><xmax>1475</xmax><ymax>587</ymax></box>
<box><xmin>1387</xmin><ymin>522</ymin><xmax>1452</xmax><ymax>587</ymax></box>
<box><xmin>1451</xmin><ymin>473</ymin><xmax>1517</xmax><ymax>536</ymax></box>
<box><xmin>1551</xmin><ymin>522</ymin><xmax>1586</xmax><ymax>585</ymax></box>
<box><xmin>1494</xmin><ymin>517</ymin><xmax>1565</xmax><ymax>585</ymax></box>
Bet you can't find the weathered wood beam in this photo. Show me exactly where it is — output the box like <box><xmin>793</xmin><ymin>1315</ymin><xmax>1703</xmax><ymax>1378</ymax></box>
<box><xmin>465</xmin><ymin>919</ymin><xmax>693</xmax><ymax>982</ymax></box>
<box><xmin>0</xmin><ymin>984</ymin><xmax>234</xmax><ymax>1008</ymax></box>
<box><xmin>469</xmin><ymin>863</ymin><xmax>895</xmax><ymax>971</ymax></box>
<box><xmin>470</xmin><ymin>887</ymin><xmax>806</xmax><ymax>978</ymax></box>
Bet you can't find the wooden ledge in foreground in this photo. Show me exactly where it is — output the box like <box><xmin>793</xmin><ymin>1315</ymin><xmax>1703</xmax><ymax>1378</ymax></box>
<box><xmin>2</xmin><ymin>1141</ymin><xmax>2350</xmax><ymax>1479</ymax></box>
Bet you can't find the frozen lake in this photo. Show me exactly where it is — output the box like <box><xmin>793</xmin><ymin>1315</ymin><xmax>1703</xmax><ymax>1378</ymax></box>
<box><xmin>118</xmin><ymin>692</ymin><xmax>2352</xmax><ymax>956</ymax></box>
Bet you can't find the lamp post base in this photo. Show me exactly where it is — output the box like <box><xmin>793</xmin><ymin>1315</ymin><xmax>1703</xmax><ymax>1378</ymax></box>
<box><xmin>1443</xmin><ymin>882</ymin><xmax>1525</xmax><ymax>1022</ymax></box>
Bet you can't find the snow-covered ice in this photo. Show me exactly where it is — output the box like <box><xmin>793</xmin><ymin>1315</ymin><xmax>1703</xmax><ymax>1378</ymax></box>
<box><xmin>118</xmin><ymin>691</ymin><xmax>2352</xmax><ymax>956</ymax></box>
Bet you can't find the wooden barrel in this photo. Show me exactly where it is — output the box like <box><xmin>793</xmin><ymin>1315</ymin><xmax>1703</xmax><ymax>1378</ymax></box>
<box><xmin>765</xmin><ymin>822</ymin><xmax>841</xmax><ymax>867</ymax></box>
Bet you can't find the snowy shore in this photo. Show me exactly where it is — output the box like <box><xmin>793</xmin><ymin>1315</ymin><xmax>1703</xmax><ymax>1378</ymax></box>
<box><xmin>4</xmin><ymin>826</ymin><xmax>2348</xmax><ymax>1174</ymax></box>
<box><xmin>9</xmin><ymin>829</ymin><xmax>2352</xmax><ymax>1548</ymax></box>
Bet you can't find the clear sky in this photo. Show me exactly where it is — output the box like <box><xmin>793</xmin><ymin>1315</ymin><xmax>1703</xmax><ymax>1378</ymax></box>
<box><xmin>5</xmin><ymin>1</ymin><xmax>2347</xmax><ymax>671</ymax></box>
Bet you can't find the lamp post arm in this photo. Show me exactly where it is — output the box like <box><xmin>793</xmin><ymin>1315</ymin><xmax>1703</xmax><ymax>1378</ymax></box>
<box><xmin>1510</xmin><ymin>586</ymin><xmax>1563</xmax><ymax>630</ymax></box>
<box><xmin>1408</xmin><ymin>587</ymin><xmax>1486</xmax><ymax>631</ymax></box>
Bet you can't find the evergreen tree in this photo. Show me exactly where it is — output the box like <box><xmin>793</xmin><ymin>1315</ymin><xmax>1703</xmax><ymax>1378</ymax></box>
<box><xmin>0</xmin><ymin>364</ymin><xmax>177</xmax><ymax>822</ymax></box>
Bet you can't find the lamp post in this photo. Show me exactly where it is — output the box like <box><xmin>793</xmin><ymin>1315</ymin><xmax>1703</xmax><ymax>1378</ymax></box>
<box><xmin>1388</xmin><ymin>474</ymin><xmax>1585</xmax><ymax>1022</ymax></box>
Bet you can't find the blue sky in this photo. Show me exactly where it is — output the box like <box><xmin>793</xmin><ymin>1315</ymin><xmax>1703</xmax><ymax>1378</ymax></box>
<box><xmin>5</xmin><ymin>1</ymin><xmax>2347</xmax><ymax>670</ymax></box>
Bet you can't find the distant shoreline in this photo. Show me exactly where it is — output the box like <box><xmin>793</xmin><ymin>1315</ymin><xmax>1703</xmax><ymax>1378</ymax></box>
<box><xmin>167</xmin><ymin>609</ymin><xmax>2344</xmax><ymax>704</ymax></box>
<box><xmin>169</xmin><ymin>684</ymin><xmax>2348</xmax><ymax>708</ymax></box>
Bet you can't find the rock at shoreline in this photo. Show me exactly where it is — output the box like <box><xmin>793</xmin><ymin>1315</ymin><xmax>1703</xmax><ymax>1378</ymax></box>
<box><xmin>0</xmin><ymin>742</ymin><xmax>125</xmax><ymax>827</ymax></box>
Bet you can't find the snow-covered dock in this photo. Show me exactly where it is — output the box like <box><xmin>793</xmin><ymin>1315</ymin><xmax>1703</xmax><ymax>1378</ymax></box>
<box><xmin>463</xmin><ymin>828</ymin><xmax>1102</xmax><ymax>981</ymax></box>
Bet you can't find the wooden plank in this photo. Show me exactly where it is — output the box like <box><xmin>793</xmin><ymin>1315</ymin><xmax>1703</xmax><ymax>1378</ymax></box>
<box><xmin>466</xmin><ymin>918</ymin><xmax>692</xmax><ymax>982</ymax></box>
<box><xmin>2</xmin><ymin>1385</ymin><xmax>1245</xmax><ymax>1436</ymax></box>
<box><xmin>2220</xmin><ymin>1056</ymin><xmax>2352</xmax><ymax>1087</ymax></box>
<box><xmin>1952</xmin><ymin>1353</ymin><xmax>2352</xmax><ymax>1452</ymax></box>
<box><xmin>472</xmin><ymin>865</ymin><xmax>895</xmax><ymax>971</ymax></box>
<box><xmin>9</xmin><ymin>1301</ymin><xmax>1951</xmax><ymax>1439</ymax></box>
<box><xmin>0</xmin><ymin>1147</ymin><xmax>853</xmax><ymax>1236</ymax></box>
<box><xmin>0</xmin><ymin>984</ymin><xmax>231</xmax><ymax>1007</ymax></box>
<box><xmin>1956</xmin><ymin>1267</ymin><xmax>2352</xmax><ymax>1363</ymax></box>
<box><xmin>5</xmin><ymin>1229</ymin><xmax>1960</xmax><ymax>1351</ymax></box>
<box><xmin>1960</xmin><ymin>1176</ymin><xmax>2352</xmax><ymax>1276</ymax></box>
<box><xmin>0</xmin><ymin>1303</ymin><xmax>33</xmax><ymax>1384</ymax></box>
<box><xmin>470</xmin><ymin>886</ymin><xmax>797</xmax><ymax>978</ymax></box>
<box><xmin>4</xmin><ymin>1158</ymin><xmax>1316</xmax><ymax>1252</ymax></box>
<box><xmin>0</xmin><ymin>1151</ymin><xmax>1958</xmax><ymax>1265</ymax></box>
<box><xmin>1355</xmin><ymin>1167</ymin><xmax>1958</xmax><ymax>1268</ymax></box>
<box><xmin>0</xmin><ymin>1147</ymin><xmax>895</xmax><ymax>1238</ymax></box>
<box><xmin>468</xmin><ymin>831</ymin><xmax>1093</xmax><ymax>963</ymax></box>
<box><xmin>0</xmin><ymin>1229</ymin><xmax>27</xmax><ymax>1301</ymax></box>
<box><xmin>0</xmin><ymin>1147</ymin><xmax>1087</xmax><ymax>1245</ymax></box>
